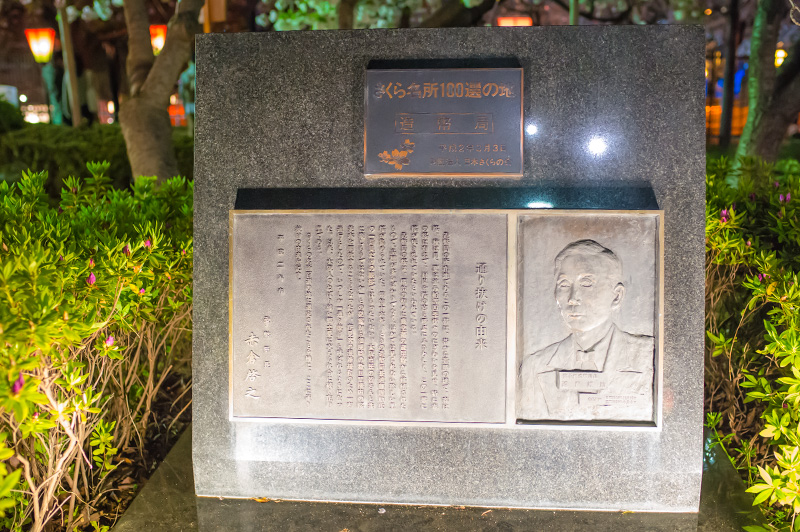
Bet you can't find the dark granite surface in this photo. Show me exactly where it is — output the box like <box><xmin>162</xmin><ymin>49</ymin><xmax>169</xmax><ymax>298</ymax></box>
<box><xmin>233</xmin><ymin>186</ymin><xmax>659</xmax><ymax>210</ymax></box>
<box><xmin>195</xmin><ymin>27</ymin><xmax>706</xmax><ymax>510</ymax></box>
<box><xmin>113</xmin><ymin>427</ymin><xmax>764</xmax><ymax>531</ymax></box>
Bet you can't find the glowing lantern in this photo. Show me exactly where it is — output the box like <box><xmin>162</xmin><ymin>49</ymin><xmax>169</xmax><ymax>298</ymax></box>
<box><xmin>149</xmin><ymin>25</ymin><xmax>167</xmax><ymax>55</ymax></box>
<box><xmin>24</xmin><ymin>28</ymin><xmax>56</xmax><ymax>64</ymax></box>
<box><xmin>776</xmin><ymin>49</ymin><xmax>787</xmax><ymax>68</ymax></box>
<box><xmin>496</xmin><ymin>16</ymin><xmax>533</xmax><ymax>26</ymax></box>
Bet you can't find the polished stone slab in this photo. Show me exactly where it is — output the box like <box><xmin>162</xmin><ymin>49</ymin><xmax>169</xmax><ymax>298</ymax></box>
<box><xmin>195</xmin><ymin>26</ymin><xmax>705</xmax><ymax>510</ymax></box>
<box><xmin>234</xmin><ymin>186</ymin><xmax>661</xmax><ymax>210</ymax></box>
<box><xmin>112</xmin><ymin>428</ymin><xmax>765</xmax><ymax>532</ymax></box>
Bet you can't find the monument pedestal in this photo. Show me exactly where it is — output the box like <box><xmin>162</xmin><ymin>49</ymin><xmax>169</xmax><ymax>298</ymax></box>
<box><xmin>112</xmin><ymin>426</ymin><xmax>764</xmax><ymax>532</ymax></box>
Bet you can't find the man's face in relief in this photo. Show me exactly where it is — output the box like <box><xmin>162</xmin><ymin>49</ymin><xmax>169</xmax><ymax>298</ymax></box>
<box><xmin>554</xmin><ymin>254</ymin><xmax>623</xmax><ymax>334</ymax></box>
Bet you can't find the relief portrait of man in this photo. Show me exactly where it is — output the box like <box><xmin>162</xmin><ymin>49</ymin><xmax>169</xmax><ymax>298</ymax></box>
<box><xmin>518</xmin><ymin>239</ymin><xmax>655</xmax><ymax>422</ymax></box>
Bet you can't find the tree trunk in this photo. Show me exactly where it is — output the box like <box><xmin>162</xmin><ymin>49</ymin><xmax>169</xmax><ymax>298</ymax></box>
<box><xmin>339</xmin><ymin>0</ymin><xmax>356</xmax><ymax>28</ymax></box>
<box><xmin>119</xmin><ymin>97</ymin><xmax>178</xmax><ymax>180</ymax></box>
<box><xmin>735</xmin><ymin>0</ymin><xmax>800</xmax><ymax>163</ymax></box>
<box><xmin>419</xmin><ymin>0</ymin><xmax>496</xmax><ymax>28</ymax></box>
<box><xmin>737</xmin><ymin>102</ymin><xmax>800</xmax><ymax>161</ymax></box>
<box><xmin>718</xmin><ymin>0</ymin><xmax>739</xmax><ymax>149</ymax></box>
<box><xmin>120</xmin><ymin>0</ymin><xmax>203</xmax><ymax>182</ymax></box>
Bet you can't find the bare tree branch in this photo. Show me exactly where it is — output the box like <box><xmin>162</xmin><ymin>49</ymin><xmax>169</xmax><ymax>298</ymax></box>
<box><xmin>122</xmin><ymin>0</ymin><xmax>154</xmax><ymax>96</ymax></box>
<box><xmin>141</xmin><ymin>0</ymin><xmax>204</xmax><ymax>103</ymax></box>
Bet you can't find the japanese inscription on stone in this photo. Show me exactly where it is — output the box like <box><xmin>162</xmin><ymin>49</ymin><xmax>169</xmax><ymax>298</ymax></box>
<box><xmin>230</xmin><ymin>212</ymin><xmax>508</xmax><ymax>422</ymax></box>
<box><xmin>364</xmin><ymin>69</ymin><xmax>523</xmax><ymax>177</ymax></box>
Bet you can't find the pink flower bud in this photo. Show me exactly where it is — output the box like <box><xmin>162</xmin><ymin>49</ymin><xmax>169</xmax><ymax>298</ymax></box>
<box><xmin>787</xmin><ymin>193</ymin><xmax>792</xmax><ymax>202</ymax></box>
<box><xmin>105</xmin><ymin>336</ymin><xmax>114</xmax><ymax>347</ymax></box>
<box><xmin>775</xmin><ymin>181</ymin><xmax>780</xmax><ymax>188</ymax></box>
<box><xmin>87</xmin><ymin>272</ymin><xmax>96</xmax><ymax>286</ymax></box>
<box><xmin>139</xmin><ymin>288</ymin><xmax>145</xmax><ymax>295</ymax></box>
<box><xmin>181</xmin><ymin>249</ymin><xmax>186</xmax><ymax>256</ymax></box>
<box><xmin>11</xmin><ymin>373</ymin><xmax>23</xmax><ymax>394</ymax></box>
<box><xmin>721</xmin><ymin>209</ymin><xmax>728</xmax><ymax>217</ymax></box>
<box><xmin>746</xmin><ymin>240</ymin><xmax>751</xmax><ymax>247</ymax></box>
<box><xmin>143</xmin><ymin>239</ymin><xmax>152</xmax><ymax>249</ymax></box>
<box><xmin>89</xmin><ymin>258</ymin><xmax>95</xmax><ymax>268</ymax></box>
<box><xmin>780</xmin><ymin>194</ymin><xmax>785</xmax><ymax>203</ymax></box>
<box><xmin>123</xmin><ymin>244</ymin><xmax>130</xmax><ymax>256</ymax></box>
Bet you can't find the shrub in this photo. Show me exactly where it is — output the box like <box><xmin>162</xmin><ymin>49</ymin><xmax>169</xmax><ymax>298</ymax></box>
<box><xmin>0</xmin><ymin>124</ymin><xmax>194</xmax><ymax>197</ymax></box>
<box><xmin>0</xmin><ymin>164</ymin><xmax>193</xmax><ymax>531</ymax></box>
<box><xmin>0</xmin><ymin>98</ymin><xmax>24</xmax><ymax>136</ymax></box>
<box><xmin>706</xmin><ymin>156</ymin><xmax>800</xmax><ymax>530</ymax></box>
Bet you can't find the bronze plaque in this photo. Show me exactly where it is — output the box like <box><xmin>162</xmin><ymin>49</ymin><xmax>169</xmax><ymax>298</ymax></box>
<box><xmin>230</xmin><ymin>211</ymin><xmax>508</xmax><ymax>423</ymax></box>
<box><xmin>364</xmin><ymin>69</ymin><xmax>523</xmax><ymax>178</ymax></box>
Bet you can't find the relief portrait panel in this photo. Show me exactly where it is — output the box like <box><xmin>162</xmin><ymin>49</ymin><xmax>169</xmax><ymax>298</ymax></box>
<box><xmin>516</xmin><ymin>213</ymin><xmax>661</xmax><ymax>424</ymax></box>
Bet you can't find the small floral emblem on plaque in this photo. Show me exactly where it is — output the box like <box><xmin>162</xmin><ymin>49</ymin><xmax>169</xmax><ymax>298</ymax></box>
<box><xmin>378</xmin><ymin>139</ymin><xmax>415</xmax><ymax>171</ymax></box>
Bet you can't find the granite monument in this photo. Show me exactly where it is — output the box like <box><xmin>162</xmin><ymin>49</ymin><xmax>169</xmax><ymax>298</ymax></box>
<box><xmin>194</xmin><ymin>26</ymin><xmax>704</xmax><ymax>512</ymax></box>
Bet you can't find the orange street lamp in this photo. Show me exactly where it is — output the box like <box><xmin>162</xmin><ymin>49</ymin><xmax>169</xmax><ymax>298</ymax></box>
<box><xmin>496</xmin><ymin>16</ymin><xmax>533</xmax><ymax>26</ymax></box>
<box><xmin>150</xmin><ymin>25</ymin><xmax>167</xmax><ymax>55</ymax></box>
<box><xmin>24</xmin><ymin>28</ymin><xmax>56</xmax><ymax>64</ymax></box>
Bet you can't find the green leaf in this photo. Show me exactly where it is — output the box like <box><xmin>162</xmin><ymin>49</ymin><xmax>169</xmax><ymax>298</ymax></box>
<box><xmin>752</xmin><ymin>487</ymin><xmax>774</xmax><ymax>505</ymax></box>
<box><xmin>0</xmin><ymin>468</ymin><xmax>21</xmax><ymax>498</ymax></box>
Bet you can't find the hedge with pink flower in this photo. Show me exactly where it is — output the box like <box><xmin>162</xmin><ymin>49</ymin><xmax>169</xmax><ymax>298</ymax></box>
<box><xmin>705</xmin><ymin>155</ymin><xmax>800</xmax><ymax>528</ymax></box>
<box><xmin>0</xmin><ymin>163</ymin><xmax>192</xmax><ymax>532</ymax></box>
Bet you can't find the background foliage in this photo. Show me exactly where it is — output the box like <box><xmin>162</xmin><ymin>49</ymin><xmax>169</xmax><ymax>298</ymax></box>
<box><xmin>0</xmin><ymin>98</ymin><xmax>25</xmax><ymax>136</ymax></box>
<box><xmin>0</xmin><ymin>125</ymin><xmax>194</xmax><ymax>198</ymax></box>
<box><xmin>0</xmin><ymin>164</ymin><xmax>193</xmax><ymax>532</ymax></box>
<box><xmin>706</xmin><ymin>155</ymin><xmax>800</xmax><ymax>531</ymax></box>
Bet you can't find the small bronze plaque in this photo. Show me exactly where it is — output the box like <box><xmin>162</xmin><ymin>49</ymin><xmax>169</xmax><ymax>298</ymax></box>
<box><xmin>364</xmin><ymin>69</ymin><xmax>523</xmax><ymax>178</ymax></box>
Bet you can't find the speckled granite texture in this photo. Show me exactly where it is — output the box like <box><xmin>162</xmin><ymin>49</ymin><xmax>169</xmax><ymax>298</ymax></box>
<box><xmin>194</xmin><ymin>26</ymin><xmax>705</xmax><ymax>511</ymax></box>
<box><xmin>112</xmin><ymin>428</ymin><xmax>764</xmax><ymax>531</ymax></box>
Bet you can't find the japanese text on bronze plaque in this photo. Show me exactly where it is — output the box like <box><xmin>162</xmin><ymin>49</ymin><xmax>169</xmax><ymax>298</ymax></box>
<box><xmin>364</xmin><ymin>69</ymin><xmax>523</xmax><ymax>177</ymax></box>
<box><xmin>230</xmin><ymin>212</ymin><xmax>507</xmax><ymax>422</ymax></box>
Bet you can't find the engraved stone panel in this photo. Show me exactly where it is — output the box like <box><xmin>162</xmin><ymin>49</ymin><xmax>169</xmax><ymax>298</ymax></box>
<box><xmin>230</xmin><ymin>212</ymin><xmax>508</xmax><ymax>422</ymax></box>
<box><xmin>516</xmin><ymin>213</ymin><xmax>660</xmax><ymax>423</ymax></box>
<box><xmin>364</xmin><ymin>69</ymin><xmax>523</xmax><ymax>177</ymax></box>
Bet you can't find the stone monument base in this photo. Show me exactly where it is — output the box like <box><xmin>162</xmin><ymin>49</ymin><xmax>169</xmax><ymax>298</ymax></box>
<box><xmin>112</xmin><ymin>426</ymin><xmax>763</xmax><ymax>532</ymax></box>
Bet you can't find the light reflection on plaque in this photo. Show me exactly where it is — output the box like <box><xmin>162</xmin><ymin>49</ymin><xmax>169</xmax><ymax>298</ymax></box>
<box><xmin>230</xmin><ymin>212</ymin><xmax>508</xmax><ymax>423</ymax></box>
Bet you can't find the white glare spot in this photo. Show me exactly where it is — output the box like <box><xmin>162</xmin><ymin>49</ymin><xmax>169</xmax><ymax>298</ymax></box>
<box><xmin>587</xmin><ymin>136</ymin><xmax>608</xmax><ymax>156</ymax></box>
<box><xmin>526</xmin><ymin>123</ymin><xmax>538</xmax><ymax>135</ymax></box>
<box><xmin>527</xmin><ymin>201</ymin><xmax>553</xmax><ymax>209</ymax></box>
<box><xmin>19</xmin><ymin>94</ymin><xmax>27</xmax><ymax>103</ymax></box>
